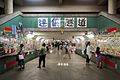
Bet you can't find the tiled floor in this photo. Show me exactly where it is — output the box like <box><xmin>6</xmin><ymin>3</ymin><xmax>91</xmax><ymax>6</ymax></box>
<box><xmin>0</xmin><ymin>49</ymin><xmax>120</xmax><ymax>80</ymax></box>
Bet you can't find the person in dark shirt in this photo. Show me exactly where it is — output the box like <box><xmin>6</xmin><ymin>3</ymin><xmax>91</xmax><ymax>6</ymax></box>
<box><xmin>96</xmin><ymin>47</ymin><xmax>102</xmax><ymax>69</ymax></box>
<box><xmin>16</xmin><ymin>44</ymin><xmax>25</xmax><ymax>70</ymax></box>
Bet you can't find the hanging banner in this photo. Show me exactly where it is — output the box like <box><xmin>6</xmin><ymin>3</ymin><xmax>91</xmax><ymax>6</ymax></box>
<box><xmin>4</xmin><ymin>27</ymin><xmax>12</xmax><ymax>32</ymax></box>
<box><xmin>12</xmin><ymin>25</ymin><xmax>17</xmax><ymax>34</ymax></box>
<box><xmin>38</xmin><ymin>18</ymin><xmax>48</xmax><ymax>28</ymax></box>
<box><xmin>77</xmin><ymin>17</ymin><xmax>87</xmax><ymax>27</ymax></box>
<box><xmin>107</xmin><ymin>27</ymin><xmax>118</xmax><ymax>33</ymax></box>
<box><xmin>64</xmin><ymin>18</ymin><xmax>74</xmax><ymax>28</ymax></box>
<box><xmin>51</xmin><ymin>18</ymin><xmax>60</xmax><ymax>28</ymax></box>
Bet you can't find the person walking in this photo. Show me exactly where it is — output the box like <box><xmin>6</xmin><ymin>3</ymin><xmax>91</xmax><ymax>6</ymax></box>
<box><xmin>38</xmin><ymin>44</ymin><xmax>47</xmax><ymax>68</ymax></box>
<box><xmin>85</xmin><ymin>41</ymin><xmax>92</xmax><ymax>64</ymax></box>
<box><xmin>63</xmin><ymin>44</ymin><xmax>71</xmax><ymax>59</ymax></box>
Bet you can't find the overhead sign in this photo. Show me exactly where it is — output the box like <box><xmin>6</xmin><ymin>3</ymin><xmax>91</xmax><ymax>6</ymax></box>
<box><xmin>64</xmin><ymin>18</ymin><xmax>74</xmax><ymax>28</ymax></box>
<box><xmin>51</xmin><ymin>18</ymin><xmax>61</xmax><ymax>28</ymax></box>
<box><xmin>38</xmin><ymin>17</ymin><xmax>87</xmax><ymax>28</ymax></box>
<box><xmin>38</xmin><ymin>18</ymin><xmax>48</xmax><ymax>28</ymax></box>
<box><xmin>77</xmin><ymin>17</ymin><xmax>87</xmax><ymax>27</ymax></box>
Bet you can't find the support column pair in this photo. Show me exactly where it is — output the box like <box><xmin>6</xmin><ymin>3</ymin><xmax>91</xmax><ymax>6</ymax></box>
<box><xmin>4</xmin><ymin>0</ymin><xmax>13</xmax><ymax>15</ymax></box>
<box><xmin>108</xmin><ymin>0</ymin><xmax>116</xmax><ymax>14</ymax></box>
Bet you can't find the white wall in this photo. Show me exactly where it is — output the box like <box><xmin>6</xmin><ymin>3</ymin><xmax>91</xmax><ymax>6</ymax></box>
<box><xmin>14</xmin><ymin>5</ymin><xmax>107</xmax><ymax>12</ymax></box>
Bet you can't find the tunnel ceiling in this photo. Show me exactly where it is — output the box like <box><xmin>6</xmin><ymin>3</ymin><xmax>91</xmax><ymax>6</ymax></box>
<box><xmin>13</xmin><ymin>0</ymin><xmax>107</xmax><ymax>6</ymax></box>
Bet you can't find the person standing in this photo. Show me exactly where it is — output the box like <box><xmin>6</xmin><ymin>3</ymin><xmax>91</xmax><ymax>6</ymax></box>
<box><xmin>38</xmin><ymin>44</ymin><xmax>47</xmax><ymax>68</ymax></box>
<box><xmin>96</xmin><ymin>47</ymin><xmax>102</xmax><ymax>69</ymax></box>
<box><xmin>17</xmin><ymin>44</ymin><xmax>25</xmax><ymax>70</ymax></box>
<box><xmin>86</xmin><ymin>41</ymin><xmax>92</xmax><ymax>64</ymax></box>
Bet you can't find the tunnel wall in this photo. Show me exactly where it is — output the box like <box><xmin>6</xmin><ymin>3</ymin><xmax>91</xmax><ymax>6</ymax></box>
<box><xmin>0</xmin><ymin>13</ymin><xmax>120</xmax><ymax>73</ymax></box>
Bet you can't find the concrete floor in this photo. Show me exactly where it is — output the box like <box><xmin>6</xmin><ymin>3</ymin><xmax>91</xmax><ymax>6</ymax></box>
<box><xmin>0</xmin><ymin>48</ymin><xmax>120</xmax><ymax>80</ymax></box>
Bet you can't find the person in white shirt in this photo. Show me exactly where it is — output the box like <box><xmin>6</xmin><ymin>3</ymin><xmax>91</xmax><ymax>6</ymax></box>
<box><xmin>86</xmin><ymin>41</ymin><xmax>92</xmax><ymax>64</ymax></box>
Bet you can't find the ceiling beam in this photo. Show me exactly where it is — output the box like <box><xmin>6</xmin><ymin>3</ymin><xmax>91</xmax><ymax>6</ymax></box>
<box><xmin>14</xmin><ymin>0</ymin><xmax>24</xmax><ymax>6</ymax></box>
<box><xmin>97</xmin><ymin>0</ymin><xmax>106</xmax><ymax>5</ymax></box>
<box><xmin>59</xmin><ymin>0</ymin><xmax>63</xmax><ymax>5</ymax></box>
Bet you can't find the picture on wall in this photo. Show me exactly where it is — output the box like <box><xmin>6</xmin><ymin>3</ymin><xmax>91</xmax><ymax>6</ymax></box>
<box><xmin>64</xmin><ymin>18</ymin><xmax>74</xmax><ymax>28</ymax></box>
<box><xmin>38</xmin><ymin>18</ymin><xmax>48</xmax><ymax>28</ymax></box>
<box><xmin>51</xmin><ymin>18</ymin><xmax>61</xmax><ymax>28</ymax></box>
<box><xmin>12</xmin><ymin>25</ymin><xmax>17</xmax><ymax>34</ymax></box>
<box><xmin>77</xmin><ymin>17</ymin><xmax>87</xmax><ymax>27</ymax></box>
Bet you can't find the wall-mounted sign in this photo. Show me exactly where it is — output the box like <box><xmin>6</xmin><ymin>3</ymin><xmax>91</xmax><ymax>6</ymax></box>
<box><xmin>16</xmin><ymin>22</ymin><xmax>23</xmax><ymax>33</ymax></box>
<box><xmin>4</xmin><ymin>27</ymin><xmax>12</xmax><ymax>32</ymax></box>
<box><xmin>38</xmin><ymin>18</ymin><xmax>48</xmax><ymax>28</ymax></box>
<box><xmin>12</xmin><ymin>25</ymin><xmax>16</xmax><ymax>34</ymax></box>
<box><xmin>51</xmin><ymin>18</ymin><xmax>60</xmax><ymax>28</ymax></box>
<box><xmin>64</xmin><ymin>18</ymin><xmax>74</xmax><ymax>28</ymax></box>
<box><xmin>77</xmin><ymin>18</ymin><xmax>87</xmax><ymax>27</ymax></box>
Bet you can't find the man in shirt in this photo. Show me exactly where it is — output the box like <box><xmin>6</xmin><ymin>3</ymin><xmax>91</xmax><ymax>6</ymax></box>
<box><xmin>38</xmin><ymin>44</ymin><xmax>47</xmax><ymax>68</ymax></box>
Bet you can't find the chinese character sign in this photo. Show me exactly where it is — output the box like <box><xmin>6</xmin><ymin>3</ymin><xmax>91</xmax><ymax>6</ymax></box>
<box><xmin>77</xmin><ymin>18</ymin><xmax>87</xmax><ymax>27</ymax></box>
<box><xmin>64</xmin><ymin>18</ymin><xmax>74</xmax><ymax>28</ymax></box>
<box><xmin>51</xmin><ymin>18</ymin><xmax>60</xmax><ymax>28</ymax></box>
<box><xmin>38</xmin><ymin>18</ymin><xmax>48</xmax><ymax>28</ymax></box>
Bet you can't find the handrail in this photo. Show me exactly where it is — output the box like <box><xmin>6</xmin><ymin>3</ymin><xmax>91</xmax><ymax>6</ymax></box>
<box><xmin>0</xmin><ymin>11</ymin><xmax>23</xmax><ymax>25</ymax></box>
<box><xmin>98</xmin><ymin>11</ymin><xmax>120</xmax><ymax>24</ymax></box>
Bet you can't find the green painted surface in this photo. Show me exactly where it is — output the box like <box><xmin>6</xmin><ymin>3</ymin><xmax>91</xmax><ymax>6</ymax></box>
<box><xmin>88</xmin><ymin>17</ymin><xmax>97</xmax><ymax>28</ymax></box>
<box><xmin>117</xmin><ymin>60</ymin><xmax>120</xmax><ymax>71</ymax></box>
<box><xmin>0</xmin><ymin>58</ymin><xmax>4</xmax><ymax>73</ymax></box>
<box><xmin>97</xmin><ymin>16</ymin><xmax>117</xmax><ymax>32</ymax></box>
<box><xmin>0</xmin><ymin>15</ymin><xmax>119</xmax><ymax>32</ymax></box>
<box><xmin>0</xmin><ymin>51</ymin><xmax>38</xmax><ymax>74</ymax></box>
<box><xmin>6</xmin><ymin>56</ymin><xmax>16</xmax><ymax>63</ymax></box>
<box><xmin>22</xmin><ymin>16</ymin><xmax>97</xmax><ymax>28</ymax></box>
<box><xmin>0</xmin><ymin>16</ymin><xmax>22</xmax><ymax>36</ymax></box>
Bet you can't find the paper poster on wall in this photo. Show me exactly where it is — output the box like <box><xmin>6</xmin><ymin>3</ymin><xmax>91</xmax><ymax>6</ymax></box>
<box><xmin>12</xmin><ymin>25</ymin><xmax>17</xmax><ymax>34</ymax></box>
<box><xmin>51</xmin><ymin>18</ymin><xmax>60</xmax><ymax>28</ymax></box>
<box><xmin>77</xmin><ymin>18</ymin><xmax>87</xmax><ymax>27</ymax></box>
<box><xmin>64</xmin><ymin>18</ymin><xmax>74</xmax><ymax>28</ymax></box>
<box><xmin>38</xmin><ymin>18</ymin><xmax>48</xmax><ymax>28</ymax></box>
